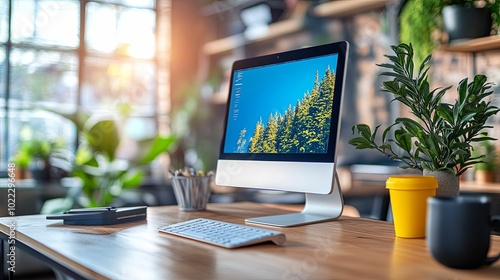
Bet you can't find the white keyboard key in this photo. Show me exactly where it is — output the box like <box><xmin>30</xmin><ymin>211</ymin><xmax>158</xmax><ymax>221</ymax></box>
<box><xmin>158</xmin><ymin>218</ymin><xmax>286</xmax><ymax>248</ymax></box>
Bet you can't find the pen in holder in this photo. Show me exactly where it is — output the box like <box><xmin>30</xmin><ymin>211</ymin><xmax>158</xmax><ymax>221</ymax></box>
<box><xmin>169</xmin><ymin>170</ymin><xmax>213</xmax><ymax>211</ymax></box>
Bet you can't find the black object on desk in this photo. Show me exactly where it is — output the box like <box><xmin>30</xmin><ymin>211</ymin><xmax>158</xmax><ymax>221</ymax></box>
<box><xmin>46</xmin><ymin>206</ymin><xmax>147</xmax><ymax>225</ymax></box>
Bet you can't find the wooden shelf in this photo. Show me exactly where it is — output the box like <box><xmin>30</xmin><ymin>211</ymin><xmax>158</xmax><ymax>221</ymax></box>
<box><xmin>313</xmin><ymin>0</ymin><xmax>395</xmax><ymax>18</ymax></box>
<box><xmin>440</xmin><ymin>35</ymin><xmax>500</xmax><ymax>53</ymax></box>
<box><xmin>202</xmin><ymin>17</ymin><xmax>305</xmax><ymax>56</ymax></box>
<box><xmin>202</xmin><ymin>0</ymin><xmax>396</xmax><ymax>56</ymax></box>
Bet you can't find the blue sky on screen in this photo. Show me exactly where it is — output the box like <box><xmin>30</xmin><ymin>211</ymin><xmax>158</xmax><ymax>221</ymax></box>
<box><xmin>224</xmin><ymin>53</ymin><xmax>339</xmax><ymax>153</ymax></box>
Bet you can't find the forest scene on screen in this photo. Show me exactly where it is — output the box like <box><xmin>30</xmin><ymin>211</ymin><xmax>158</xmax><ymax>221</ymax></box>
<box><xmin>230</xmin><ymin>65</ymin><xmax>336</xmax><ymax>154</ymax></box>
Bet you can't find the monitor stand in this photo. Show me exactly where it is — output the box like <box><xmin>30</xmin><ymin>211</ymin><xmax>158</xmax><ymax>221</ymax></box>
<box><xmin>245</xmin><ymin>171</ymin><xmax>344</xmax><ymax>227</ymax></box>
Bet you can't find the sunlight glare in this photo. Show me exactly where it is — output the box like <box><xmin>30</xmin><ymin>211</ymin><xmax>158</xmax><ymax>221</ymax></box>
<box><xmin>87</xmin><ymin>3</ymin><xmax>117</xmax><ymax>53</ymax></box>
<box><xmin>118</xmin><ymin>8</ymin><xmax>156</xmax><ymax>59</ymax></box>
<box><xmin>87</xmin><ymin>3</ymin><xmax>155</xmax><ymax>59</ymax></box>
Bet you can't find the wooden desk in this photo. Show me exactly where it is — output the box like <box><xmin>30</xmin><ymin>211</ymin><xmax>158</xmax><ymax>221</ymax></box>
<box><xmin>1</xmin><ymin>202</ymin><xmax>500</xmax><ymax>279</ymax></box>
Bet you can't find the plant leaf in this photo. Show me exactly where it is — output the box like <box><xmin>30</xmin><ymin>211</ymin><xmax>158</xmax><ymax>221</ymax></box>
<box><xmin>122</xmin><ymin>170</ymin><xmax>145</xmax><ymax>189</ymax></box>
<box><xmin>139</xmin><ymin>135</ymin><xmax>178</xmax><ymax>165</ymax></box>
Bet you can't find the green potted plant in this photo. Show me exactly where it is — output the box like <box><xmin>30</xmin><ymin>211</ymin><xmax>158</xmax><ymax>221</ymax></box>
<box><xmin>349</xmin><ymin>43</ymin><xmax>500</xmax><ymax>197</ymax></box>
<box><xmin>400</xmin><ymin>0</ymin><xmax>500</xmax><ymax>66</ymax></box>
<box><xmin>16</xmin><ymin>138</ymin><xmax>65</xmax><ymax>181</ymax></box>
<box><xmin>10</xmin><ymin>149</ymin><xmax>31</xmax><ymax>180</ymax></box>
<box><xmin>442</xmin><ymin>0</ymin><xmax>499</xmax><ymax>43</ymax></box>
<box><xmin>39</xmin><ymin>108</ymin><xmax>177</xmax><ymax>213</ymax></box>
<box><xmin>72</xmin><ymin>115</ymin><xmax>177</xmax><ymax>207</ymax></box>
<box><xmin>473</xmin><ymin>133</ymin><xmax>498</xmax><ymax>184</ymax></box>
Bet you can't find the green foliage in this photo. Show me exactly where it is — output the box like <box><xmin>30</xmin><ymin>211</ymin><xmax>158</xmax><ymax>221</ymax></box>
<box><xmin>10</xmin><ymin>149</ymin><xmax>31</xmax><ymax>168</ymax></box>
<box><xmin>400</xmin><ymin>0</ymin><xmax>500</xmax><ymax>66</ymax></box>
<box><xmin>24</xmin><ymin>138</ymin><xmax>52</xmax><ymax>159</ymax></box>
<box><xmin>74</xmin><ymin>116</ymin><xmax>177</xmax><ymax>207</ymax></box>
<box><xmin>83</xmin><ymin>117</ymin><xmax>120</xmax><ymax>161</ymax></box>
<box><xmin>473</xmin><ymin>132</ymin><xmax>498</xmax><ymax>171</ymax></box>
<box><xmin>349</xmin><ymin>43</ymin><xmax>500</xmax><ymax>176</ymax></box>
<box><xmin>39</xmin><ymin>107</ymin><xmax>177</xmax><ymax>210</ymax></box>
<box><xmin>400</xmin><ymin>0</ymin><xmax>443</xmax><ymax>67</ymax></box>
<box><xmin>245</xmin><ymin>67</ymin><xmax>335</xmax><ymax>154</ymax></box>
<box><xmin>10</xmin><ymin>138</ymin><xmax>66</xmax><ymax>168</ymax></box>
<box><xmin>137</xmin><ymin>136</ymin><xmax>177</xmax><ymax>166</ymax></box>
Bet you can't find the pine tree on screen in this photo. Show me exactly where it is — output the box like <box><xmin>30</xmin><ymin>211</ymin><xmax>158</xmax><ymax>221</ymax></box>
<box><xmin>243</xmin><ymin>67</ymin><xmax>335</xmax><ymax>154</ymax></box>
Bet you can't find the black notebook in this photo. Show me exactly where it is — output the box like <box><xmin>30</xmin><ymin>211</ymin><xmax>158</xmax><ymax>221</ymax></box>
<box><xmin>46</xmin><ymin>206</ymin><xmax>147</xmax><ymax>225</ymax></box>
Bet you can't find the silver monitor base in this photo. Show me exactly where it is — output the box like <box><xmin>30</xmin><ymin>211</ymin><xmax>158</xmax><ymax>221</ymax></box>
<box><xmin>245</xmin><ymin>172</ymin><xmax>344</xmax><ymax>227</ymax></box>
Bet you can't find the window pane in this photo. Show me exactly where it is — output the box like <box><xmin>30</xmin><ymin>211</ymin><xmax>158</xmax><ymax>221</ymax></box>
<box><xmin>86</xmin><ymin>2</ymin><xmax>156</xmax><ymax>59</ymax></box>
<box><xmin>123</xmin><ymin>116</ymin><xmax>156</xmax><ymax>140</ymax></box>
<box><xmin>9</xmin><ymin>48</ymin><xmax>78</xmax><ymax>107</ymax></box>
<box><xmin>0</xmin><ymin>0</ymin><xmax>8</xmax><ymax>43</ymax></box>
<box><xmin>82</xmin><ymin>57</ymin><xmax>156</xmax><ymax>117</ymax></box>
<box><xmin>0</xmin><ymin>47</ymin><xmax>5</xmax><ymax>99</ymax></box>
<box><xmin>8</xmin><ymin>109</ymin><xmax>76</xmax><ymax>168</ymax></box>
<box><xmin>12</xmin><ymin>0</ymin><xmax>79</xmax><ymax>48</ymax></box>
<box><xmin>121</xmin><ymin>0</ymin><xmax>155</xmax><ymax>9</ymax></box>
<box><xmin>91</xmin><ymin>0</ymin><xmax>155</xmax><ymax>9</ymax></box>
<box><xmin>114</xmin><ymin>116</ymin><xmax>157</xmax><ymax>160</ymax></box>
<box><xmin>0</xmin><ymin>112</ymin><xmax>4</xmax><ymax>167</ymax></box>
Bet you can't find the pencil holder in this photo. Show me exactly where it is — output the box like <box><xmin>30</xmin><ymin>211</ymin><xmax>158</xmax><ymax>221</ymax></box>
<box><xmin>170</xmin><ymin>174</ymin><xmax>213</xmax><ymax>211</ymax></box>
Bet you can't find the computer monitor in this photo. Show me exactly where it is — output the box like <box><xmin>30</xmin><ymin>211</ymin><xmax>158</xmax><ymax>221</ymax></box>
<box><xmin>215</xmin><ymin>41</ymin><xmax>349</xmax><ymax>227</ymax></box>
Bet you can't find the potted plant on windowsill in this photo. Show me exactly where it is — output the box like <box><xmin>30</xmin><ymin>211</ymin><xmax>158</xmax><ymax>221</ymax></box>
<box><xmin>349</xmin><ymin>43</ymin><xmax>500</xmax><ymax>197</ymax></box>
<box><xmin>16</xmin><ymin>138</ymin><xmax>59</xmax><ymax>181</ymax></box>
<box><xmin>10</xmin><ymin>149</ymin><xmax>31</xmax><ymax>180</ymax></box>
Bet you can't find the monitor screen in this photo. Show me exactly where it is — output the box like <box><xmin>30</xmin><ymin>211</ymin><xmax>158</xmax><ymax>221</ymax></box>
<box><xmin>223</xmin><ymin>54</ymin><xmax>338</xmax><ymax>156</ymax></box>
<box><xmin>216</xmin><ymin>41</ymin><xmax>348</xmax><ymax>195</ymax></box>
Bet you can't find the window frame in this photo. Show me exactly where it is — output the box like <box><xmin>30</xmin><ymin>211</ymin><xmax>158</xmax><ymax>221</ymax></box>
<box><xmin>0</xmin><ymin>0</ymin><xmax>166</xmax><ymax>175</ymax></box>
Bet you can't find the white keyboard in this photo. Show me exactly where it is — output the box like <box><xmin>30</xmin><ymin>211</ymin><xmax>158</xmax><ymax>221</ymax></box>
<box><xmin>158</xmin><ymin>218</ymin><xmax>286</xmax><ymax>248</ymax></box>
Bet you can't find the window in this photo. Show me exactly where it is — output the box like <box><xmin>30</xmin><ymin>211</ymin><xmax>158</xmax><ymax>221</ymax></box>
<box><xmin>11</xmin><ymin>0</ymin><xmax>80</xmax><ymax>47</ymax></box>
<box><xmin>0</xmin><ymin>0</ymin><xmax>167</xmax><ymax>173</ymax></box>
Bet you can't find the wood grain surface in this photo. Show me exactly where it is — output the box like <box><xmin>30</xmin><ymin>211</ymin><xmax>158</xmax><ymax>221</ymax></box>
<box><xmin>1</xmin><ymin>202</ymin><xmax>500</xmax><ymax>279</ymax></box>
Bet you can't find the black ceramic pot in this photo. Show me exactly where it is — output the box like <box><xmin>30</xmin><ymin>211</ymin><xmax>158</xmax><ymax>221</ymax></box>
<box><xmin>30</xmin><ymin>158</ymin><xmax>52</xmax><ymax>181</ymax></box>
<box><xmin>442</xmin><ymin>5</ymin><xmax>492</xmax><ymax>43</ymax></box>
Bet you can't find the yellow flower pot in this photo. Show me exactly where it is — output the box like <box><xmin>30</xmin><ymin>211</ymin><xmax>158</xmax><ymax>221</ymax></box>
<box><xmin>386</xmin><ymin>176</ymin><xmax>438</xmax><ymax>238</ymax></box>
